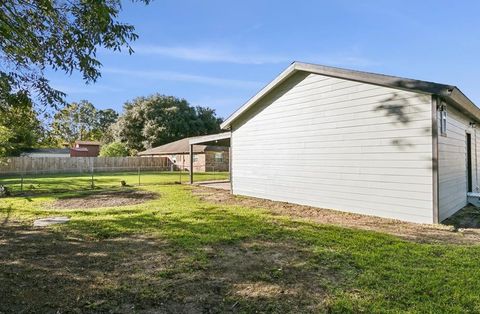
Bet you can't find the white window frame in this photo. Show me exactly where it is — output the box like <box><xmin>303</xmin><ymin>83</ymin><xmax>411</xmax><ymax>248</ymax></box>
<box><xmin>214</xmin><ymin>152</ymin><xmax>224</xmax><ymax>163</ymax></box>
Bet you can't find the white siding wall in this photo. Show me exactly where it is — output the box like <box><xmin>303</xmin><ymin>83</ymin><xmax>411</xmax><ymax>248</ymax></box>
<box><xmin>438</xmin><ymin>105</ymin><xmax>478</xmax><ymax>221</ymax></box>
<box><xmin>231</xmin><ymin>72</ymin><xmax>434</xmax><ymax>224</ymax></box>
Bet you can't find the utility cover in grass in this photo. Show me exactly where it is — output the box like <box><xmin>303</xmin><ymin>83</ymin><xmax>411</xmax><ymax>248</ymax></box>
<box><xmin>33</xmin><ymin>216</ymin><xmax>70</xmax><ymax>227</ymax></box>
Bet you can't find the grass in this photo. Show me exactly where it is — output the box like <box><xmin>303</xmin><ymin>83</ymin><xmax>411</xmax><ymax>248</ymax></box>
<box><xmin>0</xmin><ymin>170</ymin><xmax>229</xmax><ymax>194</ymax></box>
<box><xmin>1</xmin><ymin>173</ymin><xmax>480</xmax><ymax>313</ymax></box>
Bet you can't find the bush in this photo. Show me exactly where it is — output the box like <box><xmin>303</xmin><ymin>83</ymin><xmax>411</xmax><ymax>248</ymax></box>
<box><xmin>99</xmin><ymin>142</ymin><xmax>129</xmax><ymax>157</ymax></box>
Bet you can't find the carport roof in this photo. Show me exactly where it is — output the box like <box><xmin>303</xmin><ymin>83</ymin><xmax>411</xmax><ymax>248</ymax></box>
<box><xmin>188</xmin><ymin>132</ymin><xmax>231</xmax><ymax>146</ymax></box>
<box><xmin>138</xmin><ymin>135</ymin><xmax>229</xmax><ymax>156</ymax></box>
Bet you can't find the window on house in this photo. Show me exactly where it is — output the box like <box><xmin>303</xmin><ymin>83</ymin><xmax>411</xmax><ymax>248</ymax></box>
<box><xmin>193</xmin><ymin>155</ymin><xmax>198</xmax><ymax>162</ymax></box>
<box><xmin>439</xmin><ymin>104</ymin><xmax>447</xmax><ymax>136</ymax></box>
<box><xmin>214</xmin><ymin>152</ymin><xmax>223</xmax><ymax>162</ymax></box>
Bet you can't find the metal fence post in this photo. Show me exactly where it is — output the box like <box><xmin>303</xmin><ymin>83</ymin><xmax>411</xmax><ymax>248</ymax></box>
<box><xmin>20</xmin><ymin>157</ymin><xmax>24</xmax><ymax>192</ymax></box>
<box><xmin>179</xmin><ymin>157</ymin><xmax>185</xmax><ymax>184</ymax></box>
<box><xmin>138</xmin><ymin>165</ymin><xmax>141</xmax><ymax>186</ymax></box>
<box><xmin>189</xmin><ymin>144</ymin><xmax>194</xmax><ymax>184</ymax></box>
<box><xmin>90</xmin><ymin>158</ymin><xmax>94</xmax><ymax>189</ymax></box>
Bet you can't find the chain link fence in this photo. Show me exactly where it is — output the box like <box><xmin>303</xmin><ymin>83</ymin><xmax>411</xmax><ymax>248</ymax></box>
<box><xmin>0</xmin><ymin>157</ymin><xmax>229</xmax><ymax>195</ymax></box>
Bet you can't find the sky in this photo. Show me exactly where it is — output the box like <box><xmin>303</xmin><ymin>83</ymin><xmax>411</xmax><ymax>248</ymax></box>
<box><xmin>47</xmin><ymin>0</ymin><xmax>480</xmax><ymax>120</ymax></box>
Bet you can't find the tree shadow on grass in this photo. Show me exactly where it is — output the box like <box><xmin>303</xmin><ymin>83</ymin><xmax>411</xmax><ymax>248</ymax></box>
<box><xmin>3</xmin><ymin>199</ymin><xmax>480</xmax><ymax>313</ymax></box>
<box><xmin>0</xmin><ymin>205</ymin><xmax>364</xmax><ymax>313</ymax></box>
<box><xmin>0</xmin><ymin>204</ymin><xmax>12</xmax><ymax>226</ymax></box>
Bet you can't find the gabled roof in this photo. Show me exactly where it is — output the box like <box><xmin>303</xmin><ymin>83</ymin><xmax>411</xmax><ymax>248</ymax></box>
<box><xmin>221</xmin><ymin>61</ymin><xmax>480</xmax><ymax>129</ymax></box>
<box><xmin>137</xmin><ymin>136</ymin><xmax>227</xmax><ymax>156</ymax></box>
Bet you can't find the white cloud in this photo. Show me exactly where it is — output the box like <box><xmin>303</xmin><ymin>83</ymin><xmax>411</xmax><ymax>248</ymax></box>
<box><xmin>132</xmin><ymin>44</ymin><xmax>380</xmax><ymax>68</ymax></box>
<box><xmin>103</xmin><ymin>68</ymin><xmax>262</xmax><ymax>89</ymax></box>
<box><xmin>133</xmin><ymin>45</ymin><xmax>290</xmax><ymax>64</ymax></box>
<box><xmin>50</xmin><ymin>83</ymin><xmax>121</xmax><ymax>94</ymax></box>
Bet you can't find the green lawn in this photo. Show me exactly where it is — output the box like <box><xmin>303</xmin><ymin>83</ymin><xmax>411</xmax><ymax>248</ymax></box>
<box><xmin>1</xmin><ymin>174</ymin><xmax>480</xmax><ymax>313</ymax></box>
<box><xmin>0</xmin><ymin>170</ymin><xmax>229</xmax><ymax>194</ymax></box>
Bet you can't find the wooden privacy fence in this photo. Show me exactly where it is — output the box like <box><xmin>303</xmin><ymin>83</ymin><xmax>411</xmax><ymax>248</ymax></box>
<box><xmin>0</xmin><ymin>157</ymin><xmax>170</xmax><ymax>175</ymax></box>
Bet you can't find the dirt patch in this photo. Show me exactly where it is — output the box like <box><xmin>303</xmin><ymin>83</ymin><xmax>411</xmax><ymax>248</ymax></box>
<box><xmin>50</xmin><ymin>189</ymin><xmax>158</xmax><ymax>209</ymax></box>
<box><xmin>144</xmin><ymin>239</ymin><xmax>338</xmax><ymax>313</ymax></box>
<box><xmin>192</xmin><ymin>186</ymin><xmax>480</xmax><ymax>245</ymax></box>
<box><xmin>0</xmin><ymin>224</ymin><xmax>173</xmax><ymax>313</ymax></box>
<box><xmin>201</xmin><ymin>240</ymin><xmax>336</xmax><ymax>312</ymax></box>
<box><xmin>0</xmin><ymin>223</ymin><xmax>339</xmax><ymax>313</ymax></box>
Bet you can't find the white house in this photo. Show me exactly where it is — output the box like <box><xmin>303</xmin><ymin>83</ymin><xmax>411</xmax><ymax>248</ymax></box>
<box><xmin>219</xmin><ymin>62</ymin><xmax>480</xmax><ymax>224</ymax></box>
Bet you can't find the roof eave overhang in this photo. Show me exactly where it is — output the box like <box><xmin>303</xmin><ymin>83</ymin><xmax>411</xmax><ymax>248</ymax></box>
<box><xmin>446</xmin><ymin>88</ymin><xmax>480</xmax><ymax>122</ymax></box>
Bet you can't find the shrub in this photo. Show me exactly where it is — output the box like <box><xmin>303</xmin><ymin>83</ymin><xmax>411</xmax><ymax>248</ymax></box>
<box><xmin>99</xmin><ymin>142</ymin><xmax>129</xmax><ymax>157</ymax></box>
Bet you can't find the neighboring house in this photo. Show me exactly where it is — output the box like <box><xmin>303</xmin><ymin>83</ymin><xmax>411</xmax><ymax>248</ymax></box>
<box><xmin>70</xmin><ymin>141</ymin><xmax>101</xmax><ymax>157</ymax></box>
<box><xmin>21</xmin><ymin>148</ymin><xmax>70</xmax><ymax>158</ymax></box>
<box><xmin>21</xmin><ymin>142</ymin><xmax>101</xmax><ymax>158</ymax></box>
<box><xmin>138</xmin><ymin>137</ymin><xmax>229</xmax><ymax>172</ymax></box>
<box><xmin>219</xmin><ymin>61</ymin><xmax>480</xmax><ymax>224</ymax></box>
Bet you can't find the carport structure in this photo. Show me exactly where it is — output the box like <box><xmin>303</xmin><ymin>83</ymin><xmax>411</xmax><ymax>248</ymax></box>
<box><xmin>188</xmin><ymin>132</ymin><xmax>231</xmax><ymax>186</ymax></box>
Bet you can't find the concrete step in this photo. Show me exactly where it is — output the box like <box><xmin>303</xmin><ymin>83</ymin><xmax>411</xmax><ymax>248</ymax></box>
<box><xmin>467</xmin><ymin>193</ymin><xmax>480</xmax><ymax>207</ymax></box>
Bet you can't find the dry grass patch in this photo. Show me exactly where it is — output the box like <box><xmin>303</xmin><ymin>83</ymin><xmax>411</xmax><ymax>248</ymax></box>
<box><xmin>49</xmin><ymin>189</ymin><xmax>158</xmax><ymax>209</ymax></box>
<box><xmin>0</xmin><ymin>224</ymin><xmax>172</xmax><ymax>313</ymax></box>
<box><xmin>192</xmin><ymin>186</ymin><xmax>480</xmax><ymax>245</ymax></box>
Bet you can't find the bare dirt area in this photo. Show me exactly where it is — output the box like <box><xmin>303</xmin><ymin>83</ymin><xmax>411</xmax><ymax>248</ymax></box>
<box><xmin>0</xmin><ymin>223</ymin><xmax>341</xmax><ymax>313</ymax></box>
<box><xmin>0</xmin><ymin>223</ymin><xmax>172</xmax><ymax>313</ymax></box>
<box><xmin>192</xmin><ymin>186</ymin><xmax>480</xmax><ymax>245</ymax></box>
<box><xmin>49</xmin><ymin>189</ymin><xmax>158</xmax><ymax>209</ymax></box>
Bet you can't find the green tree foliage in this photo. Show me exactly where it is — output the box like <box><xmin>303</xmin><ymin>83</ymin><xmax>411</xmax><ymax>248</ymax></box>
<box><xmin>97</xmin><ymin>109</ymin><xmax>119</xmax><ymax>134</ymax></box>
<box><xmin>94</xmin><ymin>108</ymin><xmax>120</xmax><ymax>142</ymax></box>
<box><xmin>111</xmin><ymin>94</ymin><xmax>223</xmax><ymax>151</ymax></box>
<box><xmin>99</xmin><ymin>142</ymin><xmax>129</xmax><ymax>157</ymax></box>
<box><xmin>51</xmin><ymin>100</ymin><xmax>118</xmax><ymax>145</ymax></box>
<box><xmin>0</xmin><ymin>126</ymin><xmax>14</xmax><ymax>157</ymax></box>
<box><xmin>0</xmin><ymin>0</ymin><xmax>149</xmax><ymax>110</ymax></box>
<box><xmin>195</xmin><ymin>106</ymin><xmax>224</xmax><ymax>133</ymax></box>
<box><xmin>0</xmin><ymin>99</ymin><xmax>43</xmax><ymax>156</ymax></box>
